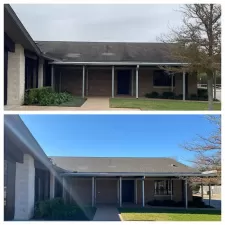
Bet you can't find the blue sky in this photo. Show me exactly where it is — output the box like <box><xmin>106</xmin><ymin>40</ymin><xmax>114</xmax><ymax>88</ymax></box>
<box><xmin>20</xmin><ymin>115</ymin><xmax>217</xmax><ymax>166</ymax></box>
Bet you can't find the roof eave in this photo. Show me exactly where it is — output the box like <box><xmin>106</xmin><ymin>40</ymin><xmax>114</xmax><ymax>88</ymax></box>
<box><xmin>49</xmin><ymin>61</ymin><xmax>188</xmax><ymax>66</ymax></box>
<box><xmin>5</xmin><ymin>4</ymin><xmax>42</xmax><ymax>55</ymax></box>
<box><xmin>60</xmin><ymin>172</ymin><xmax>215</xmax><ymax>177</ymax></box>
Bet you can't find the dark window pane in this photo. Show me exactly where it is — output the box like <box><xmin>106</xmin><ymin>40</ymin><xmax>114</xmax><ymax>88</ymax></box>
<box><xmin>153</xmin><ymin>70</ymin><xmax>175</xmax><ymax>87</ymax></box>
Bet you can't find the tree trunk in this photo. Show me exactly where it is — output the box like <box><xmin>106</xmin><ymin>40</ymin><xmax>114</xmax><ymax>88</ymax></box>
<box><xmin>207</xmin><ymin>73</ymin><xmax>214</xmax><ymax>110</ymax></box>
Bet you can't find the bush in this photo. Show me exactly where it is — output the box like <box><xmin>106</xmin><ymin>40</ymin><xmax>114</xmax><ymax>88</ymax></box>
<box><xmin>162</xmin><ymin>92</ymin><xmax>175</xmax><ymax>99</ymax></box>
<box><xmin>145</xmin><ymin>92</ymin><xmax>159</xmax><ymax>98</ymax></box>
<box><xmin>33</xmin><ymin>198</ymin><xmax>87</xmax><ymax>220</ymax></box>
<box><xmin>147</xmin><ymin>197</ymin><xmax>213</xmax><ymax>208</ymax></box>
<box><xmin>198</xmin><ymin>89</ymin><xmax>208</xmax><ymax>98</ymax></box>
<box><xmin>189</xmin><ymin>94</ymin><xmax>198</xmax><ymax>100</ymax></box>
<box><xmin>24</xmin><ymin>87</ymin><xmax>73</xmax><ymax>106</ymax></box>
<box><xmin>174</xmin><ymin>94</ymin><xmax>183</xmax><ymax>100</ymax></box>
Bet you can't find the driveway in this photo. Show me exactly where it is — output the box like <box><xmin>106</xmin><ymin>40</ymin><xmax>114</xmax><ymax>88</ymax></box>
<box><xmin>4</xmin><ymin>97</ymin><xmax>140</xmax><ymax>111</ymax></box>
<box><xmin>93</xmin><ymin>206</ymin><xmax>121</xmax><ymax>221</ymax></box>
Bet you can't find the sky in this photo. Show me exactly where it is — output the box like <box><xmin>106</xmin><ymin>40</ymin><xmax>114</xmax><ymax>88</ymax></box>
<box><xmin>11</xmin><ymin>4</ymin><xmax>183</xmax><ymax>42</ymax></box>
<box><xmin>20</xmin><ymin>114</ymin><xmax>217</xmax><ymax>166</ymax></box>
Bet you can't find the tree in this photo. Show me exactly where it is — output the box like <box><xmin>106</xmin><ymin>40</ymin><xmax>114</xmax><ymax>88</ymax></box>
<box><xmin>160</xmin><ymin>4</ymin><xmax>221</xmax><ymax>110</ymax></box>
<box><xmin>181</xmin><ymin>115</ymin><xmax>221</xmax><ymax>185</ymax></box>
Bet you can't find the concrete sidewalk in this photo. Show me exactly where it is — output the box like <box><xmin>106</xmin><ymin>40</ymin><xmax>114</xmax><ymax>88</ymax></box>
<box><xmin>4</xmin><ymin>97</ymin><xmax>140</xmax><ymax>111</ymax></box>
<box><xmin>93</xmin><ymin>206</ymin><xmax>122</xmax><ymax>221</ymax></box>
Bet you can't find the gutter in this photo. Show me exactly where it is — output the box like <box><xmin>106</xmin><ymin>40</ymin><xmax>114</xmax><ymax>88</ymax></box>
<box><xmin>49</xmin><ymin>61</ymin><xmax>188</xmax><ymax>66</ymax></box>
<box><xmin>60</xmin><ymin>172</ymin><xmax>217</xmax><ymax>177</ymax></box>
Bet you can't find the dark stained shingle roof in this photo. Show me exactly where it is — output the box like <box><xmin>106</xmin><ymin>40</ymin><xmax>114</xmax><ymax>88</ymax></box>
<box><xmin>49</xmin><ymin>156</ymin><xmax>198</xmax><ymax>174</ymax></box>
<box><xmin>36</xmin><ymin>41</ymin><xmax>177</xmax><ymax>63</ymax></box>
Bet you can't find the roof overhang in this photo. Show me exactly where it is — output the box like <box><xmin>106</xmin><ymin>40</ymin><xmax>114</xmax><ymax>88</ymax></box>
<box><xmin>4</xmin><ymin>4</ymin><xmax>41</xmax><ymax>55</ymax></box>
<box><xmin>60</xmin><ymin>172</ymin><xmax>217</xmax><ymax>177</ymax></box>
<box><xmin>4</xmin><ymin>115</ymin><xmax>54</xmax><ymax>171</ymax></box>
<box><xmin>49</xmin><ymin>61</ymin><xmax>188</xmax><ymax>66</ymax></box>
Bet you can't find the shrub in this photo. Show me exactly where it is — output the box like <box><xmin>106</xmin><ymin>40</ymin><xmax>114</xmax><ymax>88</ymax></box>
<box><xmin>189</xmin><ymin>94</ymin><xmax>198</xmax><ymax>100</ymax></box>
<box><xmin>24</xmin><ymin>87</ymin><xmax>73</xmax><ymax>106</ymax></box>
<box><xmin>198</xmin><ymin>88</ymin><xmax>208</xmax><ymax>98</ymax></box>
<box><xmin>145</xmin><ymin>92</ymin><xmax>159</xmax><ymax>98</ymax></box>
<box><xmin>33</xmin><ymin>198</ymin><xmax>82</xmax><ymax>220</ymax></box>
<box><xmin>174</xmin><ymin>94</ymin><xmax>183</xmax><ymax>100</ymax></box>
<box><xmin>162</xmin><ymin>92</ymin><xmax>175</xmax><ymax>99</ymax></box>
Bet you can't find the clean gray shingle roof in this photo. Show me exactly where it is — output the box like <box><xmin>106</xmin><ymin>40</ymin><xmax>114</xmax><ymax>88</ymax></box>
<box><xmin>36</xmin><ymin>41</ymin><xmax>177</xmax><ymax>63</ymax></box>
<box><xmin>49</xmin><ymin>157</ymin><xmax>198</xmax><ymax>174</ymax></box>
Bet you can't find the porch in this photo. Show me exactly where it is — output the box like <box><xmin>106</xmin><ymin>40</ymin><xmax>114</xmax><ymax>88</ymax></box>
<box><xmin>55</xmin><ymin>176</ymin><xmax>193</xmax><ymax>209</ymax></box>
<box><xmin>50</xmin><ymin>63</ymin><xmax>196</xmax><ymax>100</ymax></box>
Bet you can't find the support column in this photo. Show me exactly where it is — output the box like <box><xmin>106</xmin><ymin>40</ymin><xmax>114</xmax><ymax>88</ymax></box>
<box><xmin>171</xmin><ymin>74</ymin><xmax>174</xmax><ymax>92</ymax></box>
<box><xmin>50</xmin><ymin>172</ymin><xmax>55</xmax><ymax>199</ymax></box>
<box><xmin>117</xmin><ymin>179</ymin><xmax>119</xmax><ymax>204</ymax></box>
<box><xmin>51</xmin><ymin>64</ymin><xmax>54</xmax><ymax>91</ymax></box>
<box><xmin>82</xmin><ymin>66</ymin><xmax>85</xmax><ymax>98</ymax></box>
<box><xmin>135</xmin><ymin>179</ymin><xmax>137</xmax><ymax>204</ymax></box>
<box><xmin>92</xmin><ymin>177</ymin><xmax>95</xmax><ymax>207</ymax></box>
<box><xmin>62</xmin><ymin>177</ymin><xmax>66</xmax><ymax>202</ymax></box>
<box><xmin>170</xmin><ymin>179</ymin><xmax>173</xmax><ymax>200</ymax></box>
<box><xmin>112</xmin><ymin>66</ymin><xmax>115</xmax><ymax>98</ymax></box>
<box><xmin>201</xmin><ymin>183</ymin><xmax>203</xmax><ymax>200</ymax></box>
<box><xmin>185</xmin><ymin>179</ymin><xmax>188</xmax><ymax>209</ymax></box>
<box><xmin>136</xmin><ymin>65</ymin><xmax>139</xmax><ymax>98</ymax></box>
<box><xmin>7</xmin><ymin>44</ymin><xmax>25</xmax><ymax>105</ymax></box>
<box><xmin>59</xmin><ymin>72</ymin><xmax>62</xmax><ymax>92</ymax></box>
<box><xmin>142</xmin><ymin>177</ymin><xmax>145</xmax><ymax>207</ymax></box>
<box><xmin>38</xmin><ymin>58</ymin><xmax>44</xmax><ymax>88</ymax></box>
<box><xmin>86</xmin><ymin>68</ymin><xmax>89</xmax><ymax>96</ymax></box>
<box><xmin>183</xmin><ymin>71</ymin><xmax>186</xmax><ymax>101</ymax></box>
<box><xmin>208</xmin><ymin>183</ymin><xmax>211</xmax><ymax>206</ymax></box>
<box><xmin>131</xmin><ymin>70</ymin><xmax>134</xmax><ymax>96</ymax></box>
<box><xmin>94</xmin><ymin>178</ymin><xmax>96</xmax><ymax>204</ymax></box>
<box><xmin>214</xmin><ymin>71</ymin><xmax>216</xmax><ymax>100</ymax></box>
<box><xmin>14</xmin><ymin>154</ymin><xmax>35</xmax><ymax>220</ymax></box>
<box><xmin>119</xmin><ymin>177</ymin><xmax>122</xmax><ymax>207</ymax></box>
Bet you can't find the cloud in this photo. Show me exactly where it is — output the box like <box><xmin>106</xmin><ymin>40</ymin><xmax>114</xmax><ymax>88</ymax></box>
<box><xmin>11</xmin><ymin>4</ymin><xmax>183</xmax><ymax>42</ymax></box>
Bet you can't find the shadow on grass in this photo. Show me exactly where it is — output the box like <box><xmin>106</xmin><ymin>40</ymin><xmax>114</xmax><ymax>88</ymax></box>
<box><xmin>118</xmin><ymin>208</ymin><xmax>221</xmax><ymax>216</ymax></box>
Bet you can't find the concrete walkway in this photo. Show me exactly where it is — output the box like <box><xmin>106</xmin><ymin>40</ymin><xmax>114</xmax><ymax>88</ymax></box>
<box><xmin>93</xmin><ymin>206</ymin><xmax>122</xmax><ymax>221</ymax></box>
<box><xmin>4</xmin><ymin>97</ymin><xmax>140</xmax><ymax>111</ymax></box>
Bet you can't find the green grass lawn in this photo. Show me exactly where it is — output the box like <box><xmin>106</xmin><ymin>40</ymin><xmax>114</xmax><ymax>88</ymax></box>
<box><xmin>110</xmin><ymin>98</ymin><xmax>221</xmax><ymax>110</ymax></box>
<box><xmin>119</xmin><ymin>208</ymin><xmax>221</xmax><ymax>221</ymax></box>
<box><xmin>58</xmin><ymin>97</ymin><xmax>87</xmax><ymax>107</ymax></box>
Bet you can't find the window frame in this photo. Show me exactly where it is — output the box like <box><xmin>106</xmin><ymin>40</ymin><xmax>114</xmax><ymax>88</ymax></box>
<box><xmin>153</xmin><ymin>70</ymin><xmax>175</xmax><ymax>87</ymax></box>
<box><xmin>154</xmin><ymin>180</ymin><xmax>173</xmax><ymax>196</ymax></box>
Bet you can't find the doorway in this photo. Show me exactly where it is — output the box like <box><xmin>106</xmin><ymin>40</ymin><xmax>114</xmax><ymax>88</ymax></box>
<box><xmin>117</xmin><ymin>70</ymin><xmax>131</xmax><ymax>95</ymax></box>
<box><xmin>122</xmin><ymin>180</ymin><xmax>134</xmax><ymax>203</ymax></box>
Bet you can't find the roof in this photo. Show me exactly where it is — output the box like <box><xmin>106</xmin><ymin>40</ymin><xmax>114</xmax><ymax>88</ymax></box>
<box><xmin>49</xmin><ymin>156</ymin><xmax>199</xmax><ymax>174</ymax></box>
<box><xmin>4</xmin><ymin>4</ymin><xmax>41</xmax><ymax>54</ymax></box>
<box><xmin>36</xmin><ymin>41</ymin><xmax>178</xmax><ymax>63</ymax></box>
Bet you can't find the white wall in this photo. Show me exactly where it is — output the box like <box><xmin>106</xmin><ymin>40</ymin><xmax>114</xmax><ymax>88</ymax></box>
<box><xmin>14</xmin><ymin>154</ymin><xmax>35</xmax><ymax>220</ymax></box>
<box><xmin>7</xmin><ymin>44</ymin><xmax>25</xmax><ymax>105</ymax></box>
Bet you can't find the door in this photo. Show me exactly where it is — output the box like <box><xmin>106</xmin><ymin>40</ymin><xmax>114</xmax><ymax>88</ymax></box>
<box><xmin>117</xmin><ymin>70</ymin><xmax>131</xmax><ymax>95</ymax></box>
<box><xmin>4</xmin><ymin>49</ymin><xmax>8</xmax><ymax>105</ymax></box>
<box><xmin>122</xmin><ymin>180</ymin><xmax>134</xmax><ymax>203</ymax></box>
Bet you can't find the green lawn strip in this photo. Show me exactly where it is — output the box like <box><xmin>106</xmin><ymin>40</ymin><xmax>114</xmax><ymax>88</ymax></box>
<box><xmin>58</xmin><ymin>97</ymin><xmax>87</xmax><ymax>107</ymax></box>
<box><xmin>110</xmin><ymin>98</ymin><xmax>221</xmax><ymax>110</ymax></box>
<box><xmin>119</xmin><ymin>208</ymin><xmax>221</xmax><ymax>221</ymax></box>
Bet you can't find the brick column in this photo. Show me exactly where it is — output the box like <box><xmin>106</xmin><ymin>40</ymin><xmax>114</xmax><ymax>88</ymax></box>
<box><xmin>38</xmin><ymin>58</ymin><xmax>44</xmax><ymax>88</ymax></box>
<box><xmin>7</xmin><ymin>44</ymin><xmax>25</xmax><ymax>105</ymax></box>
<box><xmin>14</xmin><ymin>154</ymin><xmax>35</xmax><ymax>220</ymax></box>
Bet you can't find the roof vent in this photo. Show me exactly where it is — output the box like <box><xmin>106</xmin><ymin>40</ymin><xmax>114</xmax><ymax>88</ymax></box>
<box><xmin>171</xmin><ymin>164</ymin><xmax>178</xmax><ymax>167</ymax></box>
<box><xmin>66</xmin><ymin>53</ymin><xmax>81</xmax><ymax>58</ymax></box>
<box><xmin>102</xmin><ymin>52</ymin><xmax>115</xmax><ymax>56</ymax></box>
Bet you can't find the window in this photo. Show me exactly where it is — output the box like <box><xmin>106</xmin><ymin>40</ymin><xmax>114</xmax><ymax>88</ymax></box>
<box><xmin>153</xmin><ymin>70</ymin><xmax>175</xmax><ymax>87</ymax></box>
<box><xmin>154</xmin><ymin>180</ymin><xmax>173</xmax><ymax>195</ymax></box>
